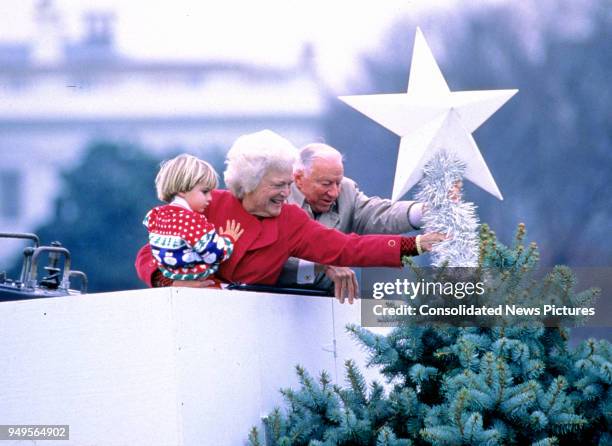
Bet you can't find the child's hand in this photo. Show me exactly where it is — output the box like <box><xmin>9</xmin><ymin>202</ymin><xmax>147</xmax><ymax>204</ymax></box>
<box><xmin>219</xmin><ymin>219</ymin><xmax>244</xmax><ymax>241</ymax></box>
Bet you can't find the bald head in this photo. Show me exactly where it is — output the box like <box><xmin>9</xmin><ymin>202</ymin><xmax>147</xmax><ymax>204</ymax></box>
<box><xmin>294</xmin><ymin>143</ymin><xmax>345</xmax><ymax>213</ymax></box>
<box><xmin>295</xmin><ymin>143</ymin><xmax>343</xmax><ymax>175</ymax></box>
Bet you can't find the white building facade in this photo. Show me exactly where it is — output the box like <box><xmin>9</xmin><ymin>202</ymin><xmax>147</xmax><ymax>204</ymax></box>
<box><xmin>0</xmin><ymin>2</ymin><xmax>326</xmax><ymax>267</ymax></box>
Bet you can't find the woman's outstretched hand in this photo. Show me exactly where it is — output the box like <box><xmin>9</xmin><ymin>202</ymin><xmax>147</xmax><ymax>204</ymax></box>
<box><xmin>419</xmin><ymin>232</ymin><xmax>448</xmax><ymax>252</ymax></box>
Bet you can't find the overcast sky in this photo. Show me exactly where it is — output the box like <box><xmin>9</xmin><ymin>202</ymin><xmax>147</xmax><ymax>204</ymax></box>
<box><xmin>0</xmin><ymin>0</ymin><xmax>478</xmax><ymax>90</ymax></box>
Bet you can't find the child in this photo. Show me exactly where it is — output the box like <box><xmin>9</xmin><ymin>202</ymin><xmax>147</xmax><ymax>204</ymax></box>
<box><xmin>143</xmin><ymin>154</ymin><xmax>243</xmax><ymax>283</ymax></box>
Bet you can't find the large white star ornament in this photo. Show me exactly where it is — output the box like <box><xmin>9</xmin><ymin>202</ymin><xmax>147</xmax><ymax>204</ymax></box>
<box><xmin>339</xmin><ymin>27</ymin><xmax>518</xmax><ymax>202</ymax></box>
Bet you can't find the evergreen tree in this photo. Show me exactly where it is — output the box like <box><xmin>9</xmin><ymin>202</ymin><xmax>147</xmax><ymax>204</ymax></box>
<box><xmin>248</xmin><ymin>225</ymin><xmax>611</xmax><ymax>445</ymax></box>
<box><xmin>251</xmin><ymin>96</ymin><xmax>610</xmax><ymax>442</ymax></box>
<box><xmin>29</xmin><ymin>141</ymin><xmax>161</xmax><ymax>292</ymax></box>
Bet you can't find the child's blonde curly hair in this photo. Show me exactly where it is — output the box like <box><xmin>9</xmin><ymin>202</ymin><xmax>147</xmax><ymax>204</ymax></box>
<box><xmin>155</xmin><ymin>154</ymin><xmax>218</xmax><ymax>202</ymax></box>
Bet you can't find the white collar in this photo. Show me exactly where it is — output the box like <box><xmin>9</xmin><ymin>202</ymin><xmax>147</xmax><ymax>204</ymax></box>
<box><xmin>169</xmin><ymin>196</ymin><xmax>193</xmax><ymax>211</ymax></box>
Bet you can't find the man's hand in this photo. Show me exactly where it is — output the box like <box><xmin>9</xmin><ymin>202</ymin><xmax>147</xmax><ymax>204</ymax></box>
<box><xmin>324</xmin><ymin>266</ymin><xmax>359</xmax><ymax>304</ymax></box>
<box><xmin>422</xmin><ymin>180</ymin><xmax>464</xmax><ymax>214</ymax></box>
<box><xmin>448</xmin><ymin>180</ymin><xmax>463</xmax><ymax>202</ymax></box>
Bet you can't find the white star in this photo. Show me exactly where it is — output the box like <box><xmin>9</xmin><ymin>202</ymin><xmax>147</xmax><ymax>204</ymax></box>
<box><xmin>339</xmin><ymin>27</ymin><xmax>517</xmax><ymax>201</ymax></box>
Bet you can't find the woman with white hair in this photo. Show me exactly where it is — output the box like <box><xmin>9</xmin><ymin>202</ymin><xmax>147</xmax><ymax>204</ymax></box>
<box><xmin>136</xmin><ymin>130</ymin><xmax>444</xmax><ymax>290</ymax></box>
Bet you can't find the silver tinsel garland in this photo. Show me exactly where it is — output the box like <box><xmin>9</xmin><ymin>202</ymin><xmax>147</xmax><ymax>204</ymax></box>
<box><xmin>414</xmin><ymin>151</ymin><xmax>480</xmax><ymax>267</ymax></box>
